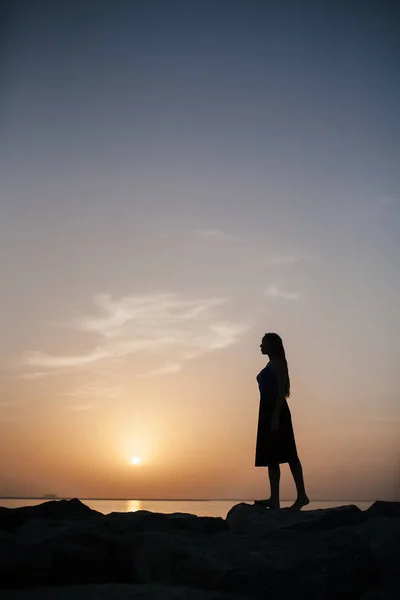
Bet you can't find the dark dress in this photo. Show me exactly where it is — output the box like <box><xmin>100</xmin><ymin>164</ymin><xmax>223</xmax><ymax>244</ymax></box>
<box><xmin>255</xmin><ymin>362</ymin><xmax>299</xmax><ymax>466</ymax></box>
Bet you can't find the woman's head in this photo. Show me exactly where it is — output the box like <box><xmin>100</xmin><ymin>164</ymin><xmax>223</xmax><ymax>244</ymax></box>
<box><xmin>260</xmin><ymin>332</ymin><xmax>286</xmax><ymax>359</ymax></box>
<box><xmin>260</xmin><ymin>332</ymin><xmax>290</xmax><ymax>396</ymax></box>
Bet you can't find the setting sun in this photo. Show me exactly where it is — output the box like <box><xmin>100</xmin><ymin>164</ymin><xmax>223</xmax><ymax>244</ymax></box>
<box><xmin>131</xmin><ymin>456</ymin><xmax>142</xmax><ymax>465</ymax></box>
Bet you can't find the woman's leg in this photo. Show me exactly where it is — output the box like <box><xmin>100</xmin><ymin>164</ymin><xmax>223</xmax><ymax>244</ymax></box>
<box><xmin>255</xmin><ymin>463</ymin><xmax>281</xmax><ymax>508</ymax></box>
<box><xmin>268</xmin><ymin>462</ymin><xmax>281</xmax><ymax>507</ymax></box>
<box><xmin>288</xmin><ymin>457</ymin><xmax>309</xmax><ymax>509</ymax></box>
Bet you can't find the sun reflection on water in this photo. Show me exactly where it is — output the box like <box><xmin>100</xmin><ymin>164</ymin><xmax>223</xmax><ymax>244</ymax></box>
<box><xmin>126</xmin><ymin>499</ymin><xmax>143</xmax><ymax>513</ymax></box>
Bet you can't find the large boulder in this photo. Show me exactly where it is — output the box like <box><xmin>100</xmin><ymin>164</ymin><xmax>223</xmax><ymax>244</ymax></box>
<box><xmin>0</xmin><ymin>499</ymin><xmax>101</xmax><ymax>532</ymax></box>
<box><xmin>364</xmin><ymin>500</ymin><xmax>400</xmax><ymax>519</ymax></box>
<box><xmin>36</xmin><ymin>534</ymin><xmax>112</xmax><ymax>586</ymax></box>
<box><xmin>0</xmin><ymin>530</ymin><xmax>49</xmax><ymax>588</ymax></box>
<box><xmin>4</xmin><ymin>519</ymin><xmax>112</xmax><ymax>587</ymax></box>
<box><xmin>111</xmin><ymin>529</ymin><xmax>291</xmax><ymax>598</ymax></box>
<box><xmin>356</xmin><ymin>516</ymin><xmax>400</xmax><ymax>577</ymax></box>
<box><xmin>236</xmin><ymin>522</ymin><xmax>375</xmax><ymax>600</ymax></box>
<box><xmin>104</xmin><ymin>511</ymin><xmax>228</xmax><ymax>535</ymax></box>
<box><xmin>226</xmin><ymin>502</ymin><xmax>365</xmax><ymax>535</ymax></box>
<box><xmin>15</xmin><ymin>516</ymin><xmax>109</xmax><ymax>545</ymax></box>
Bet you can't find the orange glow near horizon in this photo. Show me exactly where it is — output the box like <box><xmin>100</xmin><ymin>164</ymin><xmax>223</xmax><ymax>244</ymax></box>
<box><xmin>1</xmin><ymin>355</ymin><xmax>398</xmax><ymax>501</ymax></box>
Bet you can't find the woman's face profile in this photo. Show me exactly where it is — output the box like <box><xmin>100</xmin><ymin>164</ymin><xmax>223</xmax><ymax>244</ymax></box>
<box><xmin>260</xmin><ymin>337</ymin><xmax>269</xmax><ymax>355</ymax></box>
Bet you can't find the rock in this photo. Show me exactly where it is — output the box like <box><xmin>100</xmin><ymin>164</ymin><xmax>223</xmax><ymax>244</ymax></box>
<box><xmin>39</xmin><ymin>539</ymin><xmax>111</xmax><ymax>585</ymax></box>
<box><xmin>356</xmin><ymin>517</ymin><xmax>400</xmax><ymax>578</ymax></box>
<box><xmin>0</xmin><ymin>499</ymin><xmax>102</xmax><ymax>532</ymax></box>
<box><xmin>0</xmin><ymin>583</ymin><xmax>253</xmax><ymax>600</ymax></box>
<box><xmin>0</xmin><ymin>530</ymin><xmax>49</xmax><ymax>588</ymax></box>
<box><xmin>0</xmin><ymin>499</ymin><xmax>398</xmax><ymax>599</ymax></box>
<box><xmin>365</xmin><ymin>500</ymin><xmax>400</xmax><ymax>519</ymax></box>
<box><xmin>168</xmin><ymin>513</ymin><xmax>228</xmax><ymax>534</ymax></box>
<box><xmin>361</xmin><ymin>579</ymin><xmax>399</xmax><ymax>599</ymax></box>
<box><xmin>226</xmin><ymin>502</ymin><xmax>365</xmax><ymax>535</ymax></box>
<box><xmin>112</xmin><ymin>529</ymin><xmax>289</xmax><ymax>597</ymax></box>
<box><xmin>104</xmin><ymin>511</ymin><xmax>228</xmax><ymax>535</ymax></box>
<box><xmin>4</xmin><ymin>518</ymin><xmax>113</xmax><ymax>586</ymax></box>
<box><xmin>16</xmin><ymin>516</ymin><xmax>109</xmax><ymax>545</ymax></box>
<box><xmin>27</xmin><ymin>522</ymin><xmax>113</xmax><ymax>585</ymax></box>
<box><xmin>242</xmin><ymin>524</ymin><xmax>375</xmax><ymax>599</ymax></box>
<box><xmin>289</xmin><ymin>504</ymin><xmax>366</xmax><ymax>531</ymax></box>
<box><xmin>111</xmin><ymin>524</ymin><xmax>373</xmax><ymax>599</ymax></box>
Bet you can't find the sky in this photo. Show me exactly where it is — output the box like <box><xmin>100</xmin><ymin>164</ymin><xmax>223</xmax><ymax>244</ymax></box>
<box><xmin>0</xmin><ymin>0</ymin><xmax>399</xmax><ymax>501</ymax></box>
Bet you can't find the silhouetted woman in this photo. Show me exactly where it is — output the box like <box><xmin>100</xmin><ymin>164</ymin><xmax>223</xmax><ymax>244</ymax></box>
<box><xmin>255</xmin><ymin>333</ymin><xmax>309</xmax><ymax>510</ymax></box>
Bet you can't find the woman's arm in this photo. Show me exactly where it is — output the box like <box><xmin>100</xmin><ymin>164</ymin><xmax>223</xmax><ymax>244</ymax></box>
<box><xmin>272</xmin><ymin>360</ymin><xmax>287</xmax><ymax>417</ymax></box>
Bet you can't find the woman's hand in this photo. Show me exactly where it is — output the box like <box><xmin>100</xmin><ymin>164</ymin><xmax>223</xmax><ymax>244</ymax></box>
<box><xmin>271</xmin><ymin>413</ymin><xmax>280</xmax><ymax>431</ymax></box>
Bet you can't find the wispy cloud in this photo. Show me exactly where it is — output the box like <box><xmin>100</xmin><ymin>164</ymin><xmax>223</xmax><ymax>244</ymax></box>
<box><xmin>23</xmin><ymin>349</ymin><xmax>108</xmax><ymax>369</ymax></box>
<box><xmin>63</xmin><ymin>381</ymin><xmax>122</xmax><ymax>398</ymax></box>
<box><xmin>264</xmin><ymin>283</ymin><xmax>299</xmax><ymax>300</ymax></box>
<box><xmin>141</xmin><ymin>363</ymin><xmax>183</xmax><ymax>377</ymax></box>
<box><xmin>20</xmin><ymin>372</ymin><xmax>51</xmax><ymax>380</ymax></box>
<box><xmin>193</xmin><ymin>228</ymin><xmax>244</xmax><ymax>242</ymax></box>
<box><xmin>20</xmin><ymin>370</ymin><xmax>70</xmax><ymax>380</ymax></box>
<box><xmin>22</xmin><ymin>292</ymin><xmax>249</xmax><ymax>377</ymax></box>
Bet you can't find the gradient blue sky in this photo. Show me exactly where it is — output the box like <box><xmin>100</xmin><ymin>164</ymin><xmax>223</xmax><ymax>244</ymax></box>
<box><xmin>0</xmin><ymin>0</ymin><xmax>399</xmax><ymax>500</ymax></box>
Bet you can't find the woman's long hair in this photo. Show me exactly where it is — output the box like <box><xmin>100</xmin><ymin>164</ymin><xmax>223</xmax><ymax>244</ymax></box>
<box><xmin>264</xmin><ymin>332</ymin><xmax>290</xmax><ymax>397</ymax></box>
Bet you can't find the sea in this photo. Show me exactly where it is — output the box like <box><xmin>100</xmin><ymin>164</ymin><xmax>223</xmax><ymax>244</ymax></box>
<box><xmin>0</xmin><ymin>498</ymin><xmax>374</xmax><ymax>518</ymax></box>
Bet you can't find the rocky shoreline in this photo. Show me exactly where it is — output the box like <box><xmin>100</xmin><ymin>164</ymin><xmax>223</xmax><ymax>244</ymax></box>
<box><xmin>0</xmin><ymin>499</ymin><xmax>399</xmax><ymax>599</ymax></box>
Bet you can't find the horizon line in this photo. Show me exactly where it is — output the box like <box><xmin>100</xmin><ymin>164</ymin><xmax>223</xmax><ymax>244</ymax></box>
<box><xmin>0</xmin><ymin>496</ymin><xmax>380</xmax><ymax>502</ymax></box>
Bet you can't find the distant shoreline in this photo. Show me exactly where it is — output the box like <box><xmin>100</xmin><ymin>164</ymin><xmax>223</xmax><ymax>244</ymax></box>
<box><xmin>0</xmin><ymin>497</ymin><xmax>378</xmax><ymax>502</ymax></box>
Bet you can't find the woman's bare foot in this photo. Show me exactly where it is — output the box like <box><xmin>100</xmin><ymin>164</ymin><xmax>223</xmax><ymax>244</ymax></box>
<box><xmin>254</xmin><ymin>498</ymin><xmax>280</xmax><ymax>509</ymax></box>
<box><xmin>287</xmin><ymin>495</ymin><xmax>310</xmax><ymax>511</ymax></box>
